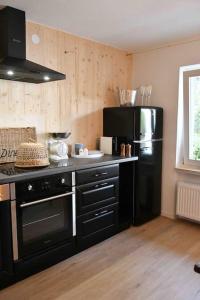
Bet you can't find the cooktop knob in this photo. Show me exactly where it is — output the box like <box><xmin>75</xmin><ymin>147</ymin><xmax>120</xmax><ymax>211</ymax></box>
<box><xmin>28</xmin><ymin>184</ymin><xmax>33</xmax><ymax>191</ymax></box>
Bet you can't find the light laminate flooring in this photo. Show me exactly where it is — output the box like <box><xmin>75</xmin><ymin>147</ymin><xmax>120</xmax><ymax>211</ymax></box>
<box><xmin>0</xmin><ymin>217</ymin><xmax>200</xmax><ymax>300</ymax></box>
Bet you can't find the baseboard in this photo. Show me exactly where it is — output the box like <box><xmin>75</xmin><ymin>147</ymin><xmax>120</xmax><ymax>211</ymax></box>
<box><xmin>161</xmin><ymin>211</ymin><xmax>176</xmax><ymax>220</ymax></box>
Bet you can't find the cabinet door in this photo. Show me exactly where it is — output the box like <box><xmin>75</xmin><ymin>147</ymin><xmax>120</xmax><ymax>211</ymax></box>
<box><xmin>76</xmin><ymin>177</ymin><xmax>119</xmax><ymax>215</ymax></box>
<box><xmin>0</xmin><ymin>201</ymin><xmax>14</xmax><ymax>288</ymax></box>
<box><xmin>77</xmin><ymin>204</ymin><xmax>118</xmax><ymax>250</ymax></box>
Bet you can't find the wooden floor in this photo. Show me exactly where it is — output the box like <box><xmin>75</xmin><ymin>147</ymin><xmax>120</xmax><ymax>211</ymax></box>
<box><xmin>0</xmin><ymin>217</ymin><xmax>200</xmax><ymax>300</ymax></box>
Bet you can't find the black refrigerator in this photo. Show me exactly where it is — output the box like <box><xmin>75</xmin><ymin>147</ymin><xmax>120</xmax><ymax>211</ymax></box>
<box><xmin>103</xmin><ymin>106</ymin><xmax>163</xmax><ymax>226</ymax></box>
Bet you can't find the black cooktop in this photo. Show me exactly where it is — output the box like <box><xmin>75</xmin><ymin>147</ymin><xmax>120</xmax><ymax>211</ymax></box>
<box><xmin>0</xmin><ymin>160</ymin><xmax>73</xmax><ymax>176</ymax></box>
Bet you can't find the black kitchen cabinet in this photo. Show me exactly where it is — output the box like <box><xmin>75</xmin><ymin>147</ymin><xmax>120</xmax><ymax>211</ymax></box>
<box><xmin>76</xmin><ymin>164</ymin><xmax>119</xmax><ymax>185</ymax></box>
<box><xmin>0</xmin><ymin>158</ymin><xmax>137</xmax><ymax>290</ymax></box>
<box><xmin>118</xmin><ymin>162</ymin><xmax>135</xmax><ymax>231</ymax></box>
<box><xmin>77</xmin><ymin>203</ymin><xmax>118</xmax><ymax>250</ymax></box>
<box><xmin>0</xmin><ymin>201</ymin><xmax>14</xmax><ymax>288</ymax></box>
<box><xmin>76</xmin><ymin>164</ymin><xmax>119</xmax><ymax>250</ymax></box>
<box><xmin>76</xmin><ymin>177</ymin><xmax>119</xmax><ymax>215</ymax></box>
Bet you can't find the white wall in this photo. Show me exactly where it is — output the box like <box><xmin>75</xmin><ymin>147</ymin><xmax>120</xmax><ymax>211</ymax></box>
<box><xmin>132</xmin><ymin>40</ymin><xmax>200</xmax><ymax>218</ymax></box>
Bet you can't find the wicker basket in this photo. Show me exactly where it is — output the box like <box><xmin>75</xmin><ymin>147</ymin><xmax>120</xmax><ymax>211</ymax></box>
<box><xmin>15</xmin><ymin>142</ymin><xmax>50</xmax><ymax>168</ymax></box>
<box><xmin>0</xmin><ymin>127</ymin><xmax>36</xmax><ymax>164</ymax></box>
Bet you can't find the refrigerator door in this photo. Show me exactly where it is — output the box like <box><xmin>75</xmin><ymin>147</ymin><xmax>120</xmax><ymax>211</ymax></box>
<box><xmin>134</xmin><ymin>107</ymin><xmax>163</xmax><ymax>142</ymax></box>
<box><xmin>133</xmin><ymin>140</ymin><xmax>162</xmax><ymax>225</ymax></box>
<box><xmin>103</xmin><ymin>107</ymin><xmax>135</xmax><ymax>138</ymax></box>
<box><xmin>103</xmin><ymin>106</ymin><xmax>163</xmax><ymax>140</ymax></box>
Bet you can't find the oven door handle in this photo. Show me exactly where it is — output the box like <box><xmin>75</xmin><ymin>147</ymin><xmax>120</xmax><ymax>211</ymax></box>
<box><xmin>20</xmin><ymin>191</ymin><xmax>74</xmax><ymax>208</ymax></box>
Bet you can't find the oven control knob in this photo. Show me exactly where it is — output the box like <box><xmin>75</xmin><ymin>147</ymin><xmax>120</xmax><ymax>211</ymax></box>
<box><xmin>61</xmin><ymin>178</ymin><xmax>66</xmax><ymax>184</ymax></box>
<box><xmin>28</xmin><ymin>184</ymin><xmax>33</xmax><ymax>191</ymax></box>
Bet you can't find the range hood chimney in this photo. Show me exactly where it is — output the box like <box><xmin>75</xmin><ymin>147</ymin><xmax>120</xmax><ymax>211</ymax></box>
<box><xmin>0</xmin><ymin>6</ymin><xmax>66</xmax><ymax>84</ymax></box>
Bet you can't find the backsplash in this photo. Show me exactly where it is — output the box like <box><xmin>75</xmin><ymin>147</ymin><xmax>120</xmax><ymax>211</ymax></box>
<box><xmin>0</xmin><ymin>22</ymin><xmax>132</xmax><ymax>149</ymax></box>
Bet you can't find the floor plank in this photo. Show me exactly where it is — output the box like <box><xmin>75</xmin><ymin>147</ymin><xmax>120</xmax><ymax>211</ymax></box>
<box><xmin>0</xmin><ymin>217</ymin><xmax>200</xmax><ymax>300</ymax></box>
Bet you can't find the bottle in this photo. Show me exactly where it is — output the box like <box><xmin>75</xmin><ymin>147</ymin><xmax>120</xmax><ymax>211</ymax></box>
<box><xmin>125</xmin><ymin>144</ymin><xmax>132</xmax><ymax>157</ymax></box>
<box><xmin>120</xmin><ymin>143</ymin><xmax>126</xmax><ymax>157</ymax></box>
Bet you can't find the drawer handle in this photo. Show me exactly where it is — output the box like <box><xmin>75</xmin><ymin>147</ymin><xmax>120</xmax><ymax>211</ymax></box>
<box><xmin>94</xmin><ymin>172</ymin><xmax>108</xmax><ymax>177</ymax></box>
<box><xmin>94</xmin><ymin>182</ymin><xmax>108</xmax><ymax>189</ymax></box>
<box><xmin>95</xmin><ymin>210</ymin><xmax>108</xmax><ymax>217</ymax></box>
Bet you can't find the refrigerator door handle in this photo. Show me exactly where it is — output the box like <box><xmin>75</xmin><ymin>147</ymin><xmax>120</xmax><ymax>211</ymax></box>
<box><xmin>133</xmin><ymin>138</ymin><xmax>163</xmax><ymax>143</ymax></box>
<box><xmin>152</xmin><ymin>138</ymin><xmax>163</xmax><ymax>142</ymax></box>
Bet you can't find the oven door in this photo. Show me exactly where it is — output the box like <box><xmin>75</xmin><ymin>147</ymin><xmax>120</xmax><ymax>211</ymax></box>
<box><xmin>16</xmin><ymin>191</ymin><xmax>76</xmax><ymax>259</ymax></box>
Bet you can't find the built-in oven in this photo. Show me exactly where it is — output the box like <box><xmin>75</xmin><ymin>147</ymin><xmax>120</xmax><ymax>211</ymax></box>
<box><xmin>10</xmin><ymin>172</ymin><xmax>76</xmax><ymax>261</ymax></box>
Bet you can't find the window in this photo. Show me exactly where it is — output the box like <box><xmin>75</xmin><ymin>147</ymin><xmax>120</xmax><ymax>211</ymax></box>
<box><xmin>176</xmin><ymin>64</ymin><xmax>200</xmax><ymax>170</ymax></box>
<box><xmin>183</xmin><ymin>69</ymin><xmax>200</xmax><ymax>166</ymax></box>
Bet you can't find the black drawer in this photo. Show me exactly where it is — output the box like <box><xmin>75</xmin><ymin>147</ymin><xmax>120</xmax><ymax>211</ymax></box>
<box><xmin>76</xmin><ymin>164</ymin><xmax>119</xmax><ymax>185</ymax></box>
<box><xmin>76</xmin><ymin>177</ymin><xmax>119</xmax><ymax>215</ymax></box>
<box><xmin>76</xmin><ymin>204</ymin><xmax>118</xmax><ymax>250</ymax></box>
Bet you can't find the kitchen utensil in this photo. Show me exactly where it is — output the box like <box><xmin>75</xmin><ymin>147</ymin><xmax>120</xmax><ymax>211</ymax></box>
<box><xmin>139</xmin><ymin>86</ymin><xmax>145</xmax><ymax>105</ymax></box>
<box><xmin>146</xmin><ymin>85</ymin><xmax>152</xmax><ymax>105</ymax></box>
<box><xmin>118</xmin><ymin>89</ymin><xmax>137</xmax><ymax>106</ymax></box>
<box><xmin>15</xmin><ymin>142</ymin><xmax>49</xmax><ymax>168</ymax></box>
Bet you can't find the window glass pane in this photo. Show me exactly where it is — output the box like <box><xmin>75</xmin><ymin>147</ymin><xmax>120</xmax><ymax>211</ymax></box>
<box><xmin>189</xmin><ymin>76</ymin><xmax>200</xmax><ymax>160</ymax></box>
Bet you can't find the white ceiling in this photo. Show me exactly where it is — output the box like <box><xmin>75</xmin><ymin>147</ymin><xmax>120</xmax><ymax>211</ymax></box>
<box><xmin>1</xmin><ymin>0</ymin><xmax>200</xmax><ymax>52</ymax></box>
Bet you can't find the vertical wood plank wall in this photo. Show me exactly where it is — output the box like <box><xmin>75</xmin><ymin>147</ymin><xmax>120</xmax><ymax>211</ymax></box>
<box><xmin>0</xmin><ymin>22</ymin><xmax>132</xmax><ymax>148</ymax></box>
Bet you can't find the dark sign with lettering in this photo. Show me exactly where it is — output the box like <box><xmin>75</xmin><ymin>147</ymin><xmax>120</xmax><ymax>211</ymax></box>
<box><xmin>0</xmin><ymin>127</ymin><xmax>36</xmax><ymax>164</ymax></box>
<box><xmin>0</xmin><ymin>149</ymin><xmax>17</xmax><ymax>159</ymax></box>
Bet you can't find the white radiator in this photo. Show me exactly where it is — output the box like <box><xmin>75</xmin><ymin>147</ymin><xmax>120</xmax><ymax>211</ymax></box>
<box><xmin>176</xmin><ymin>182</ymin><xmax>200</xmax><ymax>222</ymax></box>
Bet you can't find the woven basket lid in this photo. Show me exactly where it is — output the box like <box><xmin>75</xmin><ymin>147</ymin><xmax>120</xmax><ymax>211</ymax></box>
<box><xmin>15</xmin><ymin>142</ymin><xmax>50</xmax><ymax>168</ymax></box>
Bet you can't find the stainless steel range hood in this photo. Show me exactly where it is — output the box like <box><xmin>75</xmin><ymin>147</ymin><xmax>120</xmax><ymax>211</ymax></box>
<box><xmin>0</xmin><ymin>6</ymin><xmax>66</xmax><ymax>84</ymax></box>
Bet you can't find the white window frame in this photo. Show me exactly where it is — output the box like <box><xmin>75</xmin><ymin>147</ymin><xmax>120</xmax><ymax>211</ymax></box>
<box><xmin>183</xmin><ymin>69</ymin><xmax>200</xmax><ymax>167</ymax></box>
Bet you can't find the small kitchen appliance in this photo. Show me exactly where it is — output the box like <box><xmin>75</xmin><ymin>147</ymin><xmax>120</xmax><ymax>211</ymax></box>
<box><xmin>48</xmin><ymin>132</ymin><xmax>71</xmax><ymax>161</ymax></box>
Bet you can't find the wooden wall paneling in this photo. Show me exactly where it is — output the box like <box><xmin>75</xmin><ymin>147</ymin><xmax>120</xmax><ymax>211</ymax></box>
<box><xmin>65</xmin><ymin>35</ymin><xmax>81</xmax><ymax>145</ymax></box>
<box><xmin>40</xmin><ymin>26</ymin><xmax>60</xmax><ymax>133</ymax></box>
<box><xmin>0</xmin><ymin>81</ymin><xmax>9</xmax><ymax>115</ymax></box>
<box><xmin>43</xmin><ymin>26</ymin><xmax>58</xmax><ymax>70</ymax></box>
<box><xmin>57</xmin><ymin>32</ymin><xmax>75</xmax><ymax>135</ymax></box>
<box><xmin>26</xmin><ymin>22</ymin><xmax>45</xmax><ymax>139</ymax></box>
<box><xmin>26</xmin><ymin>22</ymin><xmax>45</xmax><ymax>65</ymax></box>
<box><xmin>94</xmin><ymin>45</ymin><xmax>104</xmax><ymax>144</ymax></box>
<box><xmin>0</xmin><ymin>21</ymin><xmax>133</xmax><ymax>149</ymax></box>
<box><xmin>8</xmin><ymin>82</ymin><xmax>25</xmax><ymax>115</ymax></box>
<box><xmin>24</xmin><ymin>84</ymin><xmax>41</xmax><ymax>114</ymax></box>
<box><xmin>77</xmin><ymin>38</ymin><xmax>96</xmax><ymax>148</ymax></box>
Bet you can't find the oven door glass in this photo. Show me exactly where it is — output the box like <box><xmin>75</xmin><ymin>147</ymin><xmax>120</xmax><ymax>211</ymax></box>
<box><xmin>17</xmin><ymin>194</ymin><xmax>73</xmax><ymax>258</ymax></box>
